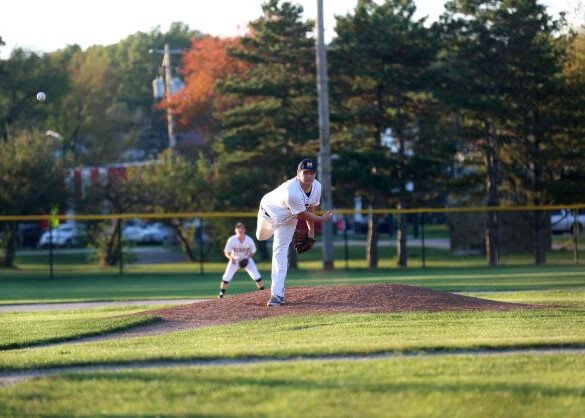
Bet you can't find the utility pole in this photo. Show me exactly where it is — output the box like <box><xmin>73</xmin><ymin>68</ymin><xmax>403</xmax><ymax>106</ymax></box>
<box><xmin>150</xmin><ymin>44</ymin><xmax>182</xmax><ymax>149</ymax></box>
<box><xmin>162</xmin><ymin>44</ymin><xmax>176</xmax><ymax>149</ymax></box>
<box><xmin>316</xmin><ymin>0</ymin><xmax>334</xmax><ymax>270</ymax></box>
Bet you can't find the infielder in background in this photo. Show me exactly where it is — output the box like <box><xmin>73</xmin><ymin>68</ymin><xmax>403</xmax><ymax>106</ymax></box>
<box><xmin>256</xmin><ymin>158</ymin><xmax>333</xmax><ymax>307</ymax></box>
<box><xmin>218</xmin><ymin>222</ymin><xmax>264</xmax><ymax>298</ymax></box>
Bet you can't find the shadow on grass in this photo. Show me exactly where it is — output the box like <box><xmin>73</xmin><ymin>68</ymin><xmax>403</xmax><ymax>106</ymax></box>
<box><xmin>0</xmin><ymin>316</ymin><xmax>161</xmax><ymax>350</ymax></box>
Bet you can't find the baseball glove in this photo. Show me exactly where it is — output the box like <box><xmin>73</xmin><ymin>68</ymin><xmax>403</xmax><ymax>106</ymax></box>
<box><xmin>293</xmin><ymin>233</ymin><xmax>316</xmax><ymax>254</ymax></box>
<box><xmin>238</xmin><ymin>258</ymin><xmax>249</xmax><ymax>268</ymax></box>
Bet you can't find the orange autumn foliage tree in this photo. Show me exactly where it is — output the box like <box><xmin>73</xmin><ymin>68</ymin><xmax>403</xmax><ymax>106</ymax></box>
<box><xmin>170</xmin><ymin>36</ymin><xmax>246</xmax><ymax>140</ymax></box>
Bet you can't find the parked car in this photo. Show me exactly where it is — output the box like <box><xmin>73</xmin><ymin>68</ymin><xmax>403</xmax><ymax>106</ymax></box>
<box><xmin>122</xmin><ymin>225</ymin><xmax>148</xmax><ymax>243</ymax></box>
<box><xmin>124</xmin><ymin>218</ymin><xmax>147</xmax><ymax>229</ymax></box>
<box><xmin>16</xmin><ymin>223</ymin><xmax>45</xmax><ymax>248</ymax></box>
<box><xmin>38</xmin><ymin>224</ymin><xmax>87</xmax><ymax>247</ymax></box>
<box><xmin>140</xmin><ymin>223</ymin><xmax>175</xmax><ymax>244</ymax></box>
<box><xmin>120</xmin><ymin>219</ymin><xmax>148</xmax><ymax>243</ymax></box>
<box><xmin>550</xmin><ymin>210</ymin><xmax>585</xmax><ymax>234</ymax></box>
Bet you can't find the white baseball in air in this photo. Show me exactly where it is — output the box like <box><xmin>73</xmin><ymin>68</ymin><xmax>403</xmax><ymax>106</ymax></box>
<box><xmin>36</xmin><ymin>91</ymin><xmax>46</xmax><ymax>102</ymax></box>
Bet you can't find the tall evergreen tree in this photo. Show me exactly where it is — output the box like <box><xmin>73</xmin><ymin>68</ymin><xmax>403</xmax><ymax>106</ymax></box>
<box><xmin>330</xmin><ymin>0</ymin><xmax>439</xmax><ymax>267</ymax></box>
<box><xmin>549</xmin><ymin>30</ymin><xmax>585</xmax><ymax>206</ymax></box>
<box><xmin>439</xmin><ymin>0</ymin><xmax>571</xmax><ymax>265</ymax></box>
<box><xmin>216</xmin><ymin>0</ymin><xmax>318</xmax><ymax>210</ymax></box>
<box><xmin>495</xmin><ymin>0</ymin><xmax>570</xmax><ymax>264</ymax></box>
<box><xmin>439</xmin><ymin>0</ymin><xmax>510</xmax><ymax>266</ymax></box>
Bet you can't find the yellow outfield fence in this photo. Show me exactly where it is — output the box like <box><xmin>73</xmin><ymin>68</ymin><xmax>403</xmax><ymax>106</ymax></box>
<box><xmin>2</xmin><ymin>203</ymin><xmax>584</xmax><ymax>279</ymax></box>
<box><xmin>1</xmin><ymin>203</ymin><xmax>585</xmax><ymax>222</ymax></box>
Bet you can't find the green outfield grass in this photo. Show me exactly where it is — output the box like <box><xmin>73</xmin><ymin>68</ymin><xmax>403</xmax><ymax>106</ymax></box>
<box><xmin>0</xmin><ymin>281</ymin><xmax>582</xmax><ymax>355</ymax></box>
<box><xmin>463</xmin><ymin>289</ymin><xmax>585</xmax><ymax>306</ymax></box>
<box><xmin>0</xmin><ymin>306</ymin><xmax>159</xmax><ymax>349</ymax></box>
<box><xmin>0</xmin><ymin>268</ymin><xmax>584</xmax><ymax>416</ymax></box>
<box><xmin>4</xmin><ymin>288</ymin><xmax>582</xmax><ymax>351</ymax></box>
<box><xmin>1</xmin><ymin>305</ymin><xmax>584</xmax><ymax>371</ymax></box>
<box><xmin>0</xmin><ymin>353</ymin><xmax>583</xmax><ymax>417</ymax></box>
<box><xmin>1</xmin><ymin>264</ymin><xmax>584</xmax><ymax>303</ymax></box>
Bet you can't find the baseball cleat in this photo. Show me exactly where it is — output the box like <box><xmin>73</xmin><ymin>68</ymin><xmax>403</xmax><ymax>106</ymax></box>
<box><xmin>266</xmin><ymin>295</ymin><xmax>284</xmax><ymax>307</ymax></box>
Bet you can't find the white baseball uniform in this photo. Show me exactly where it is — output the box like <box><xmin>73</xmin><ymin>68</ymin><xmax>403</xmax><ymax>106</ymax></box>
<box><xmin>222</xmin><ymin>234</ymin><xmax>261</xmax><ymax>282</ymax></box>
<box><xmin>256</xmin><ymin>176</ymin><xmax>322</xmax><ymax>298</ymax></box>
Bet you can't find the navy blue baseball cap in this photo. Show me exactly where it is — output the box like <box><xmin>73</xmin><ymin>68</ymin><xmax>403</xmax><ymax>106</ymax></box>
<box><xmin>297</xmin><ymin>158</ymin><xmax>317</xmax><ymax>172</ymax></box>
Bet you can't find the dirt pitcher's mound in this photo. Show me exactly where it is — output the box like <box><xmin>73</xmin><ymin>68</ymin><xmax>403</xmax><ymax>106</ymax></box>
<box><xmin>147</xmin><ymin>284</ymin><xmax>529</xmax><ymax>328</ymax></box>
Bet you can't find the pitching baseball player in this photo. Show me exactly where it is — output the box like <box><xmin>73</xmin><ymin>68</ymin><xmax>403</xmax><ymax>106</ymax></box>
<box><xmin>218</xmin><ymin>222</ymin><xmax>264</xmax><ymax>298</ymax></box>
<box><xmin>256</xmin><ymin>158</ymin><xmax>333</xmax><ymax>306</ymax></box>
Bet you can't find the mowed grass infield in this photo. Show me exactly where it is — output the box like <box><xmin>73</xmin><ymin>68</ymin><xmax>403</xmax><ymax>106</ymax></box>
<box><xmin>0</xmin><ymin>264</ymin><xmax>584</xmax><ymax>416</ymax></box>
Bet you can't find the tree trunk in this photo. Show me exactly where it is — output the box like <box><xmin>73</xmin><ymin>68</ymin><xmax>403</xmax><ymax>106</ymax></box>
<box><xmin>484</xmin><ymin>121</ymin><xmax>499</xmax><ymax>267</ymax></box>
<box><xmin>530</xmin><ymin>132</ymin><xmax>546</xmax><ymax>265</ymax></box>
<box><xmin>0</xmin><ymin>223</ymin><xmax>17</xmax><ymax>268</ymax></box>
<box><xmin>366</xmin><ymin>212</ymin><xmax>379</xmax><ymax>268</ymax></box>
<box><xmin>533</xmin><ymin>210</ymin><xmax>547</xmax><ymax>265</ymax></box>
<box><xmin>396</xmin><ymin>130</ymin><xmax>408</xmax><ymax>268</ymax></box>
<box><xmin>173</xmin><ymin>225</ymin><xmax>196</xmax><ymax>262</ymax></box>
<box><xmin>397</xmin><ymin>212</ymin><xmax>408</xmax><ymax>267</ymax></box>
<box><xmin>103</xmin><ymin>220</ymin><xmax>121</xmax><ymax>266</ymax></box>
<box><xmin>485</xmin><ymin>210</ymin><xmax>499</xmax><ymax>266</ymax></box>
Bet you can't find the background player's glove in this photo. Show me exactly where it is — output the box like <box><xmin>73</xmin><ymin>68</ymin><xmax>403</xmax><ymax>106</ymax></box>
<box><xmin>294</xmin><ymin>232</ymin><xmax>316</xmax><ymax>254</ymax></box>
<box><xmin>238</xmin><ymin>258</ymin><xmax>249</xmax><ymax>268</ymax></box>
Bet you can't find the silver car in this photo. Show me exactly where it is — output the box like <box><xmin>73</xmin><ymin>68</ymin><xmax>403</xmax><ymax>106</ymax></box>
<box><xmin>38</xmin><ymin>224</ymin><xmax>86</xmax><ymax>247</ymax></box>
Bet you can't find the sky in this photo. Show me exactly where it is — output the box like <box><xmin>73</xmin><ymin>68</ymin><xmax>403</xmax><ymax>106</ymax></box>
<box><xmin>1</xmin><ymin>0</ymin><xmax>583</xmax><ymax>59</ymax></box>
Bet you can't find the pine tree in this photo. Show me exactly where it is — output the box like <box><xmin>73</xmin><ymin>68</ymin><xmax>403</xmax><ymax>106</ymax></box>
<box><xmin>216</xmin><ymin>0</ymin><xmax>318</xmax><ymax>210</ymax></box>
<box><xmin>439</xmin><ymin>0</ymin><xmax>571</xmax><ymax>265</ymax></box>
<box><xmin>330</xmin><ymin>0</ymin><xmax>440</xmax><ymax>267</ymax></box>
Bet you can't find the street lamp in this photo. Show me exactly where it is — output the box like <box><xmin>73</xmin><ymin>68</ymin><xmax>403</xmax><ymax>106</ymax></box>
<box><xmin>45</xmin><ymin>130</ymin><xmax>64</xmax><ymax>163</ymax></box>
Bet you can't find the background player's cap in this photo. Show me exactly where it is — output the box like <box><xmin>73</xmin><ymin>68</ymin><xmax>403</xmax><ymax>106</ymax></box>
<box><xmin>297</xmin><ymin>158</ymin><xmax>317</xmax><ymax>172</ymax></box>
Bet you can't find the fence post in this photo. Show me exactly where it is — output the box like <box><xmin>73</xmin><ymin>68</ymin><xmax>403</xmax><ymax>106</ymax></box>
<box><xmin>117</xmin><ymin>218</ymin><xmax>123</xmax><ymax>276</ymax></box>
<box><xmin>574</xmin><ymin>209</ymin><xmax>579</xmax><ymax>265</ymax></box>
<box><xmin>199</xmin><ymin>229</ymin><xmax>204</xmax><ymax>275</ymax></box>
<box><xmin>48</xmin><ymin>206</ymin><xmax>59</xmax><ymax>280</ymax></box>
<box><xmin>48</xmin><ymin>227</ymin><xmax>54</xmax><ymax>280</ymax></box>
<box><xmin>420</xmin><ymin>212</ymin><xmax>426</xmax><ymax>269</ymax></box>
<box><xmin>344</xmin><ymin>214</ymin><xmax>349</xmax><ymax>270</ymax></box>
